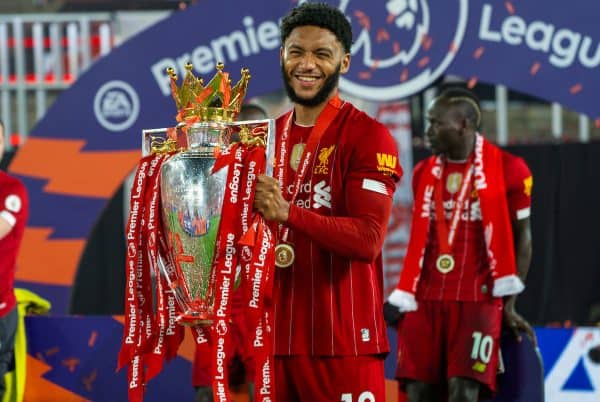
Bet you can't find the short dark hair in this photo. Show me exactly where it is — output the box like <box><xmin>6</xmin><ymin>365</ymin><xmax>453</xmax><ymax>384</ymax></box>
<box><xmin>437</xmin><ymin>87</ymin><xmax>482</xmax><ymax>129</ymax></box>
<box><xmin>280</xmin><ymin>2</ymin><xmax>353</xmax><ymax>53</ymax></box>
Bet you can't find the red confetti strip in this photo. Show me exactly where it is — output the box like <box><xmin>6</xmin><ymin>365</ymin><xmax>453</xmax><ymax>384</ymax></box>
<box><xmin>418</xmin><ymin>57</ymin><xmax>430</xmax><ymax>68</ymax></box>
<box><xmin>377</xmin><ymin>28</ymin><xmax>390</xmax><ymax>43</ymax></box>
<box><xmin>449</xmin><ymin>41</ymin><xmax>458</xmax><ymax>54</ymax></box>
<box><xmin>467</xmin><ymin>77</ymin><xmax>478</xmax><ymax>88</ymax></box>
<box><xmin>400</xmin><ymin>68</ymin><xmax>409</xmax><ymax>82</ymax></box>
<box><xmin>371</xmin><ymin>59</ymin><xmax>381</xmax><ymax>71</ymax></box>
<box><xmin>62</xmin><ymin>357</ymin><xmax>80</xmax><ymax>373</ymax></box>
<box><xmin>421</xmin><ymin>35</ymin><xmax>433</xmax><ymax>51</ymax></box>
<box><xmin>570</xmin><ymin>83</ymin><xmax>582</xmax><ymax>94</ymax></box>
<box><xmin>88</xmin><ymin>331</ymin><xmax>98</xmax><ymax>347</ymax></box>
<box><xmin>505</xmin><ymin>1</ymin><xmax>516</xmax><ymax>15</ymax></box>
<box><xmin>359</xmin><ymin>71</ymin><xmax>372</xmax><ymax>80</ymax></box>
<box><xmin>393</xmin><ymin>41</ymin><xmax>401</xmax><ymax>54</ymax></box>
<box><xmin>530</xmin><ymin>62</ymin><xmax>541</xmax><ymax>75</ymax></box>
<box><xmin>387</xmin><ymin>13</ymin><xmax>396</xmax><ymax>24</ymax></box>
<box><xmin>354</xmin><ymin>10</ymin><xmax>371</xmax><ymax>31</ymax></box>
<box><xmin>473</xmin><ymin>46</ymin><xmax>485</xmax><ymax>59</ymax></box>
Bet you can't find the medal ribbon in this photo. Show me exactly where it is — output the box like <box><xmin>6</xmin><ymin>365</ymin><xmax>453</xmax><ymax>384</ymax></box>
<box><xmin>433</xmin><ymin>157</ymin><xmax>474</xmax><ymax>256</ymax></box>
<box><xmin>274</xmin><ymin>94</ymin><xmax>343</xmax><ymax>243</ymax></box>
<box><xmin>143</xmin><ymin>154</ymin><xmax>187</xmax><ymax>380</ymax></box>
<box><xmin>210</xmin><ymin>143</ymin><xmax>247</xmax><ymax>402</ymax></box>
<box><xmin>235</xmin><ymin>144</ymin><xmax>276</xmax><ymax>401</ymax></box>
<box><xmin>118</xmin><ymin>153</ymin><xmax>165</xmax><ymax>402</ymax></box>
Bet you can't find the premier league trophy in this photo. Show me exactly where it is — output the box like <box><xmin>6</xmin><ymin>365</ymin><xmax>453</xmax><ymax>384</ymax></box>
<box><xmin>141</xmin><ymin>62</ymin><xmax>274</xmax><ymax>325</ymax></box>
<box><xmin>120</xmin><ymin>62</ymin><xmax>276</xmax><ymax>402</ymax></box>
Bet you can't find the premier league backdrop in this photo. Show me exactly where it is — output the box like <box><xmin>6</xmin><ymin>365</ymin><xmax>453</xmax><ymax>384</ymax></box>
<box><xmin>9</xmin><ymin>0</ymin><xmax>599</xmax><ymax>314</ymax></box>
<box><xmin>5</xmin><ymin>1</ymin><xmax>600</xmax><ymax>400</ymax></box>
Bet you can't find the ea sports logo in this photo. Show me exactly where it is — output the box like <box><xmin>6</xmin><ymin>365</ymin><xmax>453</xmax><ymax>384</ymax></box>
<box><xmin>94</xmin><ymin>80</ymin><xmax>140</xmax><ymax>132</ymax></box>
<box><xmin>337</xmin><ymin>0</ymin><xmax>469</xmax><ymax>100</ymax></box>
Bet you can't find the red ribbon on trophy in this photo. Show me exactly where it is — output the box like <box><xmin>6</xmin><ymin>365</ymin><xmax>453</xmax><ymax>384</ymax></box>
<box><xmin>118</xmin><ymin>138</ymin><xmax>276</xmax><ymax>402</ymax></box>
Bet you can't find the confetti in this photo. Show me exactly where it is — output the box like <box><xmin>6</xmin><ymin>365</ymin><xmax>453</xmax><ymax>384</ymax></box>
<box><xmin>467</xmin><ymin>77</ymin><xmax>478</xmax><ymax>88</ymax></box>
<box><xmin>569</xmin><ymin>83</ymin><xmax>582</xmax><ymax>94</ymax></box>
<box><xmin>359</xmin><ymin>71</ymin><xmax>372</xmax><ymax>80</ymax></box>
<box><xmin>418</xmin><ymin>57</ymin><xmax>430</xmax><ymax>68</ymax></box>
<box><xmin>449</xmin><ymin>41</ymin><xmax>458</xmax><ymax>54</ymax></box>
<box><xmin>88</xmin><ymin>330</ymin><xmax>98</xmax><ymax>347</ymax></box>
<box><xmin>505</xmin><ymin>1</ymin><xmax>516</xmax><ymax>15</ymax></box>
<box><xmin>354</xmin><ymin>10</ymin><xmax>371</xmax><ymax>31</ymax></box>
<box><xmin>377</xmin><ymin>28</ymin><xmax>390</xmax><ymax>43</ymax></box>
<box><xmin>473</xmin><ymin>47</ymin><xmax>485</xmax><ymax>59</ymax></box>
<box><xmin>422</xmin><ymin>35</ymin><xmax>433</xmax><ymax>51</ymax></box>
<box><xmin>400</xmin><ymin>69</ymin><xmax>409</xmax><ymax>82</ymax></box>
<box><xmin>530</xmin><ymin>62</ymin><xmax>541</xmax><ymax>75</ymax></box>
<box><xmin>393</xmin><ymin>42</ymin><xmax>401</xmax><ymax>54</ymax></box>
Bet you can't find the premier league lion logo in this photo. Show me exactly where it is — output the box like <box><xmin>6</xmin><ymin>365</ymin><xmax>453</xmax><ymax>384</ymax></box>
<box><xmin>304</xmin><ymin>0</ymin><xmax>469</xmax><ymax>100</ymax></box>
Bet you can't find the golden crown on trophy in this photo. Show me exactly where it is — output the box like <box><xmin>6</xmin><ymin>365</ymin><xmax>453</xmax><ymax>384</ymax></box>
<box><xmin>166</xmin><ymin>62</ymin><xmax>251</xmax><ymax>123</ymax></box>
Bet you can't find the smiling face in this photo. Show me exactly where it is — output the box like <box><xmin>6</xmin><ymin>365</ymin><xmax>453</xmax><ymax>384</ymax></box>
<box><xmin>280</xmin><ymin>25</ymin><xmax>350</xmax><ymax>108</ymax></box>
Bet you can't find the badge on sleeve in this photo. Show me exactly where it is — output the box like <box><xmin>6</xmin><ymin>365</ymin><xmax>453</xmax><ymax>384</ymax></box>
<box><xmin>5</xmin><ymin>194</ymin><xmax>22</xmax><ymax>213</ymax></box>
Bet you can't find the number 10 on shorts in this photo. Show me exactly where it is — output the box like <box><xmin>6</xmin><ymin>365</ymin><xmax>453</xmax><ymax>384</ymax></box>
<box><xmin>341</xmin><ymin>391</ymin><xmax>376</xmax><ymax>402</ymax></box>
<box><xmin>471</xmin><ymin>331</ymin><xmax>493</xmax><ymax>363</ymax></box>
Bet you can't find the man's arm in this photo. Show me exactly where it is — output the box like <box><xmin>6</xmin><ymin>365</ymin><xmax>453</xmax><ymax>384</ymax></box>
<box><xmin>504</xmin><ymin>216</ymin><xmax>535</xmax><ymax>344</ymax></box>
<box><xmin>254</xmin><ymin>174</ymin><xmax>393</xmax><ymax>262</ymax></box>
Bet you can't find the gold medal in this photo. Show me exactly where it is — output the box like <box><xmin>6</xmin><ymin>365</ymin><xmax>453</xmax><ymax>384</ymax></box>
<box><xmin>436</xmin><ymin>254</ymin><xmax>455</xmax><ymax>274</ymax></box>
<box><xmin>275</xmin><ymin>243</ymin><xmax>295</xmax><ymax>268</ymax></box>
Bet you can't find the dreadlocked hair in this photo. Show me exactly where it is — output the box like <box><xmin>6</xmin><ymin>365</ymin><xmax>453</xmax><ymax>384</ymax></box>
<box><xmin>438</xmin><ymin>87</ymin><xmax>482</xmax><ymax>129</ymax></box>
<box><xmin>280</xmin><ymin>2</ymin><xmax>353</xmax><ymax>53</ymax></box>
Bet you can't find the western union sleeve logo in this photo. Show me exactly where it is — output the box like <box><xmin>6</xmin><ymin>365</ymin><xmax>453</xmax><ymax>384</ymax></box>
<box><xmin>376</xmin><ymin>153</ymin><xmax>397</xmax><ymax>175</ymax></box>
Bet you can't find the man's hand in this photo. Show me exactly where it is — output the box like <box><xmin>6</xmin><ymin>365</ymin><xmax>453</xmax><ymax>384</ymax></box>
<box><xmin>383</xmin><ymin>301</ymin><xmax>403</xmax><ymax>327</ymax></box>
<box><xmin>254</xmin><ymin>175</ymin><xmax>290</xmax><ymax>222</ymax></box>
<box><xmin>503</xmin><ymin>297</ymin><xmax>537</xmax><ymax>346</ymax></box>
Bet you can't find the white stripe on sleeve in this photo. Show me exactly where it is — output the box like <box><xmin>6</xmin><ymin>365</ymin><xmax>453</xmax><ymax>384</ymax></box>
<box><xmin>516</xmin><ymin>207</ymin><xmax>530</xmax><ymax>220</ymax></box>
<box><xmin>0</xmin><ymin>210</ymin><xmax>16</xmax><ymax>227</ymax></box>
<box><xmin>361</xmin><ymin>178</ymin><xmax>389</xmax><ymax>195</ymax></box>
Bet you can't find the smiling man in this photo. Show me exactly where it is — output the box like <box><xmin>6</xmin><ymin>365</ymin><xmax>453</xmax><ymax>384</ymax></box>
<box><xmin>253</xmin><ymin>3</ymin><xmax>403</xmax><ymax>401</ymax></box>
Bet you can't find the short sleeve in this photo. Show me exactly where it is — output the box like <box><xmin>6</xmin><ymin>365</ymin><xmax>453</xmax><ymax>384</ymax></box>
<box><xmin>346</xmin><ymin>119</ymin><xmax>403</xmax><ymax>198</ymax></box>
<box><xmin>503</xmin><ymin>154</ymin><xmax>532</xmax><ymax>220</ymax></box>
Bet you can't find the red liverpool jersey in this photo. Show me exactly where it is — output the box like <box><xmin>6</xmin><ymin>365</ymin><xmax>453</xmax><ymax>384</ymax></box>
<box><xmin>415</xmin><ymin>151</ymin><xmax>532</xmax><ymax>302</ymax></box>
<box><xmin>273</xmin><ymin>103</ymin><xmax>402</xmax><ymax>356</ymax></box>
<box><xmin>0</xmin><ymin>171</ymin><xmax>29</xmax><ymax>316</ymax></box>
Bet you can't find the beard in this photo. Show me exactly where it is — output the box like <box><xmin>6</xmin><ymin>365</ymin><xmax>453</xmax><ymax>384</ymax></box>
<box><xmin>281</xmin><ymin>63</ymin><xmax>341</xmax><ymax>107</ymax></box>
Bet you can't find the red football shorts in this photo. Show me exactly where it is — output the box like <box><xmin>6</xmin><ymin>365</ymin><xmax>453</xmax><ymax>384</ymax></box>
<box><xmin>275</xmin><ymin>355</ymin><xmax>385</xmax><ymax>402</ymax></box>
<box><xmin>396</xmin><ymin>299</ymin><xmax>503</xmax><ymax>394</ymax></box>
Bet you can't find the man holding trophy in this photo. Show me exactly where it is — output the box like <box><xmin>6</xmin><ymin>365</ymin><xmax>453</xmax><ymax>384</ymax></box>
<box><xmin>253</xmin><ymin>3</ymin><xmax>402</xmax><ymax>401</ymax></box>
